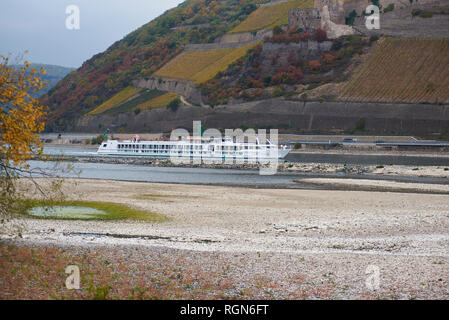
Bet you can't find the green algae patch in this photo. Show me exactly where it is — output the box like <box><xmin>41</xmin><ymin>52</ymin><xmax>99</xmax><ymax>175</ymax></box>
<box><xmin>21</xmin><ymin>200</ymin><xmax>166</xmax><ymax>222</ymax></box>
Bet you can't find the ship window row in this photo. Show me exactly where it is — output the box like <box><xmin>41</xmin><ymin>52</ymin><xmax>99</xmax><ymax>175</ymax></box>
<box><xmin>118</xmin><ymin>145</ymin><xmax>213</xmax><ymax>150</ymax></box>
<box><xmin>117</xmin><ymin>144</ymin><xmax>269</xmax><ymax>151</ymax></box>
<box><xmin>118</xmin><ymin>144</ymin><xmax>181</xmax><ymax>149</ymax></box>
<box><xmin>214</xmin><ymin>146</ymin><xmax>267</xmax><ymax>150</ymax></box>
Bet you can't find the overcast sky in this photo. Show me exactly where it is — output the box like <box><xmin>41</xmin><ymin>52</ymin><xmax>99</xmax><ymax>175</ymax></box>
<box><xmin>0</xmin><ymin>0</ymin><xmax>184</xmax><ymax>68</ymax></box>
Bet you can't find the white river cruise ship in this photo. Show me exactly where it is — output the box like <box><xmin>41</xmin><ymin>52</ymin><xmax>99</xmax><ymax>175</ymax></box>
<box><xmin>97</xmin><ymin>135</ymin><xmax>291</xmax><ymax>160</ymax></box>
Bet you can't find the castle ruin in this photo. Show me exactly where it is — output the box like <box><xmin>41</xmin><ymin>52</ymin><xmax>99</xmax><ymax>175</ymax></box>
<box><xmin>288</xmin><ymin>8</ymin><xmax>322</xmax><ymax>32</ymax></box>
<box><xmin>315</xmin><ymin>0</ymin><xmax>345</xmax><ymax>25</ymax></box>
<box><xmin>288</xmin><ymin>0</ymin><xmax>354</xmax><ymax>38</ymax></box>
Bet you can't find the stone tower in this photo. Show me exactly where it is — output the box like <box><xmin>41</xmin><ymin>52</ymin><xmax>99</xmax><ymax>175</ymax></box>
<box><xmin>314</xmin><ymin>0</ymin><xmax>345</xmax><ymax>25</ymax></box>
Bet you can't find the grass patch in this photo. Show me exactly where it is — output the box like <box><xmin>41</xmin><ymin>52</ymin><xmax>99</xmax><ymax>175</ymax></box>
<box><xmin>413</xmin><ymin>9</ymin><xmax>434</xmax><ymax>18</ymax></box>
<box><xmin>229</xmin><ymin>0</ymin><xmax>313</xmax><ymax>33</ymax></box>
<box><xmin>19</xmin><ymin>199</ymin><xmax>166</xmax><ymax>222</ymax></box>
<box><xmin>383</xmin><ymin>3</ymin><xmax>394</xmax><ymax>13</ymax></box>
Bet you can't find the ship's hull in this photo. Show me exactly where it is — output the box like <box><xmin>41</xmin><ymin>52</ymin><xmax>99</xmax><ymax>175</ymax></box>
<box><xmin>97</xmin><ymin>150</ymin><xmax>290</xmax><ymax>160</ymax></box>
<box><xmin>97</xmin><ymin>140</ymin><xmax>291</xmax><ymax>160</ymax></box>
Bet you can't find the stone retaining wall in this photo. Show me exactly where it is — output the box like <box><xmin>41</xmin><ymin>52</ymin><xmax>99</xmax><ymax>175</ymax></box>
<box><xmin>262</xmin><ymin>41</ymin><xmax>333</xmax><ymax>60</ymax></box>
<box><xmin>183</xmin><ymin>40</ymin><xmax>260</xmax><ymax>51</ymax></box>
<box><xmin>217</xmin><ymin>29</ymin><xmax>272</xmax><ymax>44</ymax></box>
<box><xmin>76</xmin><ymin>98</ymin><xmax>449</xmax><ymax>138</ymax></box>
<box><xmin>132</xmin><ymin>77</ymin><xmax>203</xmax><ymax>105</ymax></box>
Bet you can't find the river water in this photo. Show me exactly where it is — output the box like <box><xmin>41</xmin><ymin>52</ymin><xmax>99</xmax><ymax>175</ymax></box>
<box><xmin>44</xmin><ymin>145</ymin><xmax>449</xmax><ymax>166</ymax></box>
<box><xmin>29</xmin><ymin>160</ymin><xmax>309</xmax><ymax>188</ymax></box>
<box><xmin>26</xmin><ymin>145</ymin><xmax>449</xmax><ymax>188</ymax></box>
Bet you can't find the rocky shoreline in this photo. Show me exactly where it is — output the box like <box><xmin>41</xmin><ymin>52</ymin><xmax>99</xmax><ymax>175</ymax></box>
<box><xmin>41</xmin><ymin>154</ymin><xmax>449</xmax><ymax>178</ymax></box>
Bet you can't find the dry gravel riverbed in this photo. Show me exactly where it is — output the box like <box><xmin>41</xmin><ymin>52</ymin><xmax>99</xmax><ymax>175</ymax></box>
<box><xmin>1</xmin><ymin>178</ymin><xmax>449</xmax><ymax>299</ymax></box>
<box><xmin>296</xmin><ymin>178</ymin><xmax>449</xmax><ymax>194</ymax></box>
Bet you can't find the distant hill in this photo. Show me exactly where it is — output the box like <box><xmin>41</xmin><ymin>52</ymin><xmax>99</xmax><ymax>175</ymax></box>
<box><xmin>13</xmin><ymin>63</ymin><xmax>75</xmax><ymax>97</ymax></box>
<box><xmin>35</xmin><ymin>64</ymin><xmax>75</xmax><ymax>96</ymax></box>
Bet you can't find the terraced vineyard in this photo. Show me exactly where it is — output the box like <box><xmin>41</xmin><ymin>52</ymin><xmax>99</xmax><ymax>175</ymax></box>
<box><xmin>102</xmin><ymin>90</ymin><xmax>173</xmax><ymax>115</ymax></box>
<box><xmin>340</xmin><ymin>38</ymin><xmax>449</xmax><ymax>103</ymax></box>
<box><xmin>89</xmin><ymin>86</ymin><xmax>141</xmax><ymax>115</ymax></box>
<box><xmin>154</xmin><ymin>43</ymin><xmax>259</xmax><ymax>84</ymax></box>
<box><xmin>134</xmin><ymin>92</ymin><xmax>179</xmax><ymax>111</ymax></box>
<box><xmin>229</xmin><ymin>0</ymin><xmax>313</xmax><ymax>34</ymax></box>
<box><xmin>88</xmin><ymin>88</ymin><xmax>178</xmax><ymax>115</ymax></box>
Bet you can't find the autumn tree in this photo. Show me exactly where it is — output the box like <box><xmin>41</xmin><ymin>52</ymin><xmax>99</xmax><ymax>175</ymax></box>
<box><xmin>0</xmin><ymin>53</ymin><xmax>48</xmax><ymax>226</ymax></box>
<box><xmin>309</xmin><ymin>60</ymin><xmax>322</xmax><ymax>71</ymax></box>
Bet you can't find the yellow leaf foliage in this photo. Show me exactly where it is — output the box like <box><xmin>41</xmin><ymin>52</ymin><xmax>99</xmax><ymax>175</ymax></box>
<box><xmin>0</xmin><ymin>55</ymin><xmax>47</xmax><ymax>169</ymax></box>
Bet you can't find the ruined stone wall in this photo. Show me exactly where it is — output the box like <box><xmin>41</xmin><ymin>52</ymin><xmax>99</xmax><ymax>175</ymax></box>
<box><xmin>315</xmin><ymin>0</ymin><xmax>345</xmax><ymax>24</ymax></box>
<box><xmin>132</xmin><ymin>77</ymin><xmax>203</xmax><ymax>105</ymax></box>
<box><xmin>261</xmin><ymin>41</ymin><xmax>333</xmax><ymax>67</ymax></box>
<box><xmin>288</xmin><ymin>0</ymin><xmax>354</xmax><ymax>38</ymax></box>
<box><xmin>320</xmin><ymin>5</ymin><xmax>355</xmax><ymax>38</ymax></box>
<box><xmin>288</xmin><ymin>8</ymin><xmax>322</xmax><ymax>32</ymax></box>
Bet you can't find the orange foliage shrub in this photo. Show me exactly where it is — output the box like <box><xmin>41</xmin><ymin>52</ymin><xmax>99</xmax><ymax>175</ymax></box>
<box><xmin>0</xmin><ymin>54</ymin><xmax>47</xmax><ymax>168</ymax></box>
<box><xmin>321</xmin><ymin>53</ymin><xmax>336</xmax><ymax>64</ymax></box>
<box><xmin>309</xmin><ymin>60</ymin><xmax>321</xmax><ymax>71</ymax></box>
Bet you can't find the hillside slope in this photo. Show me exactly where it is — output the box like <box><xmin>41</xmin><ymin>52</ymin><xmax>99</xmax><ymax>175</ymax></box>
<box><xmin>41</xmin><ymin>0</ymin><xmax>264</xmax><ymax>130</ymax></box>
<box><xmin>42</xmin><ymin>0</ymin><xmax>449</xmax><ymax>133</ymax></box>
